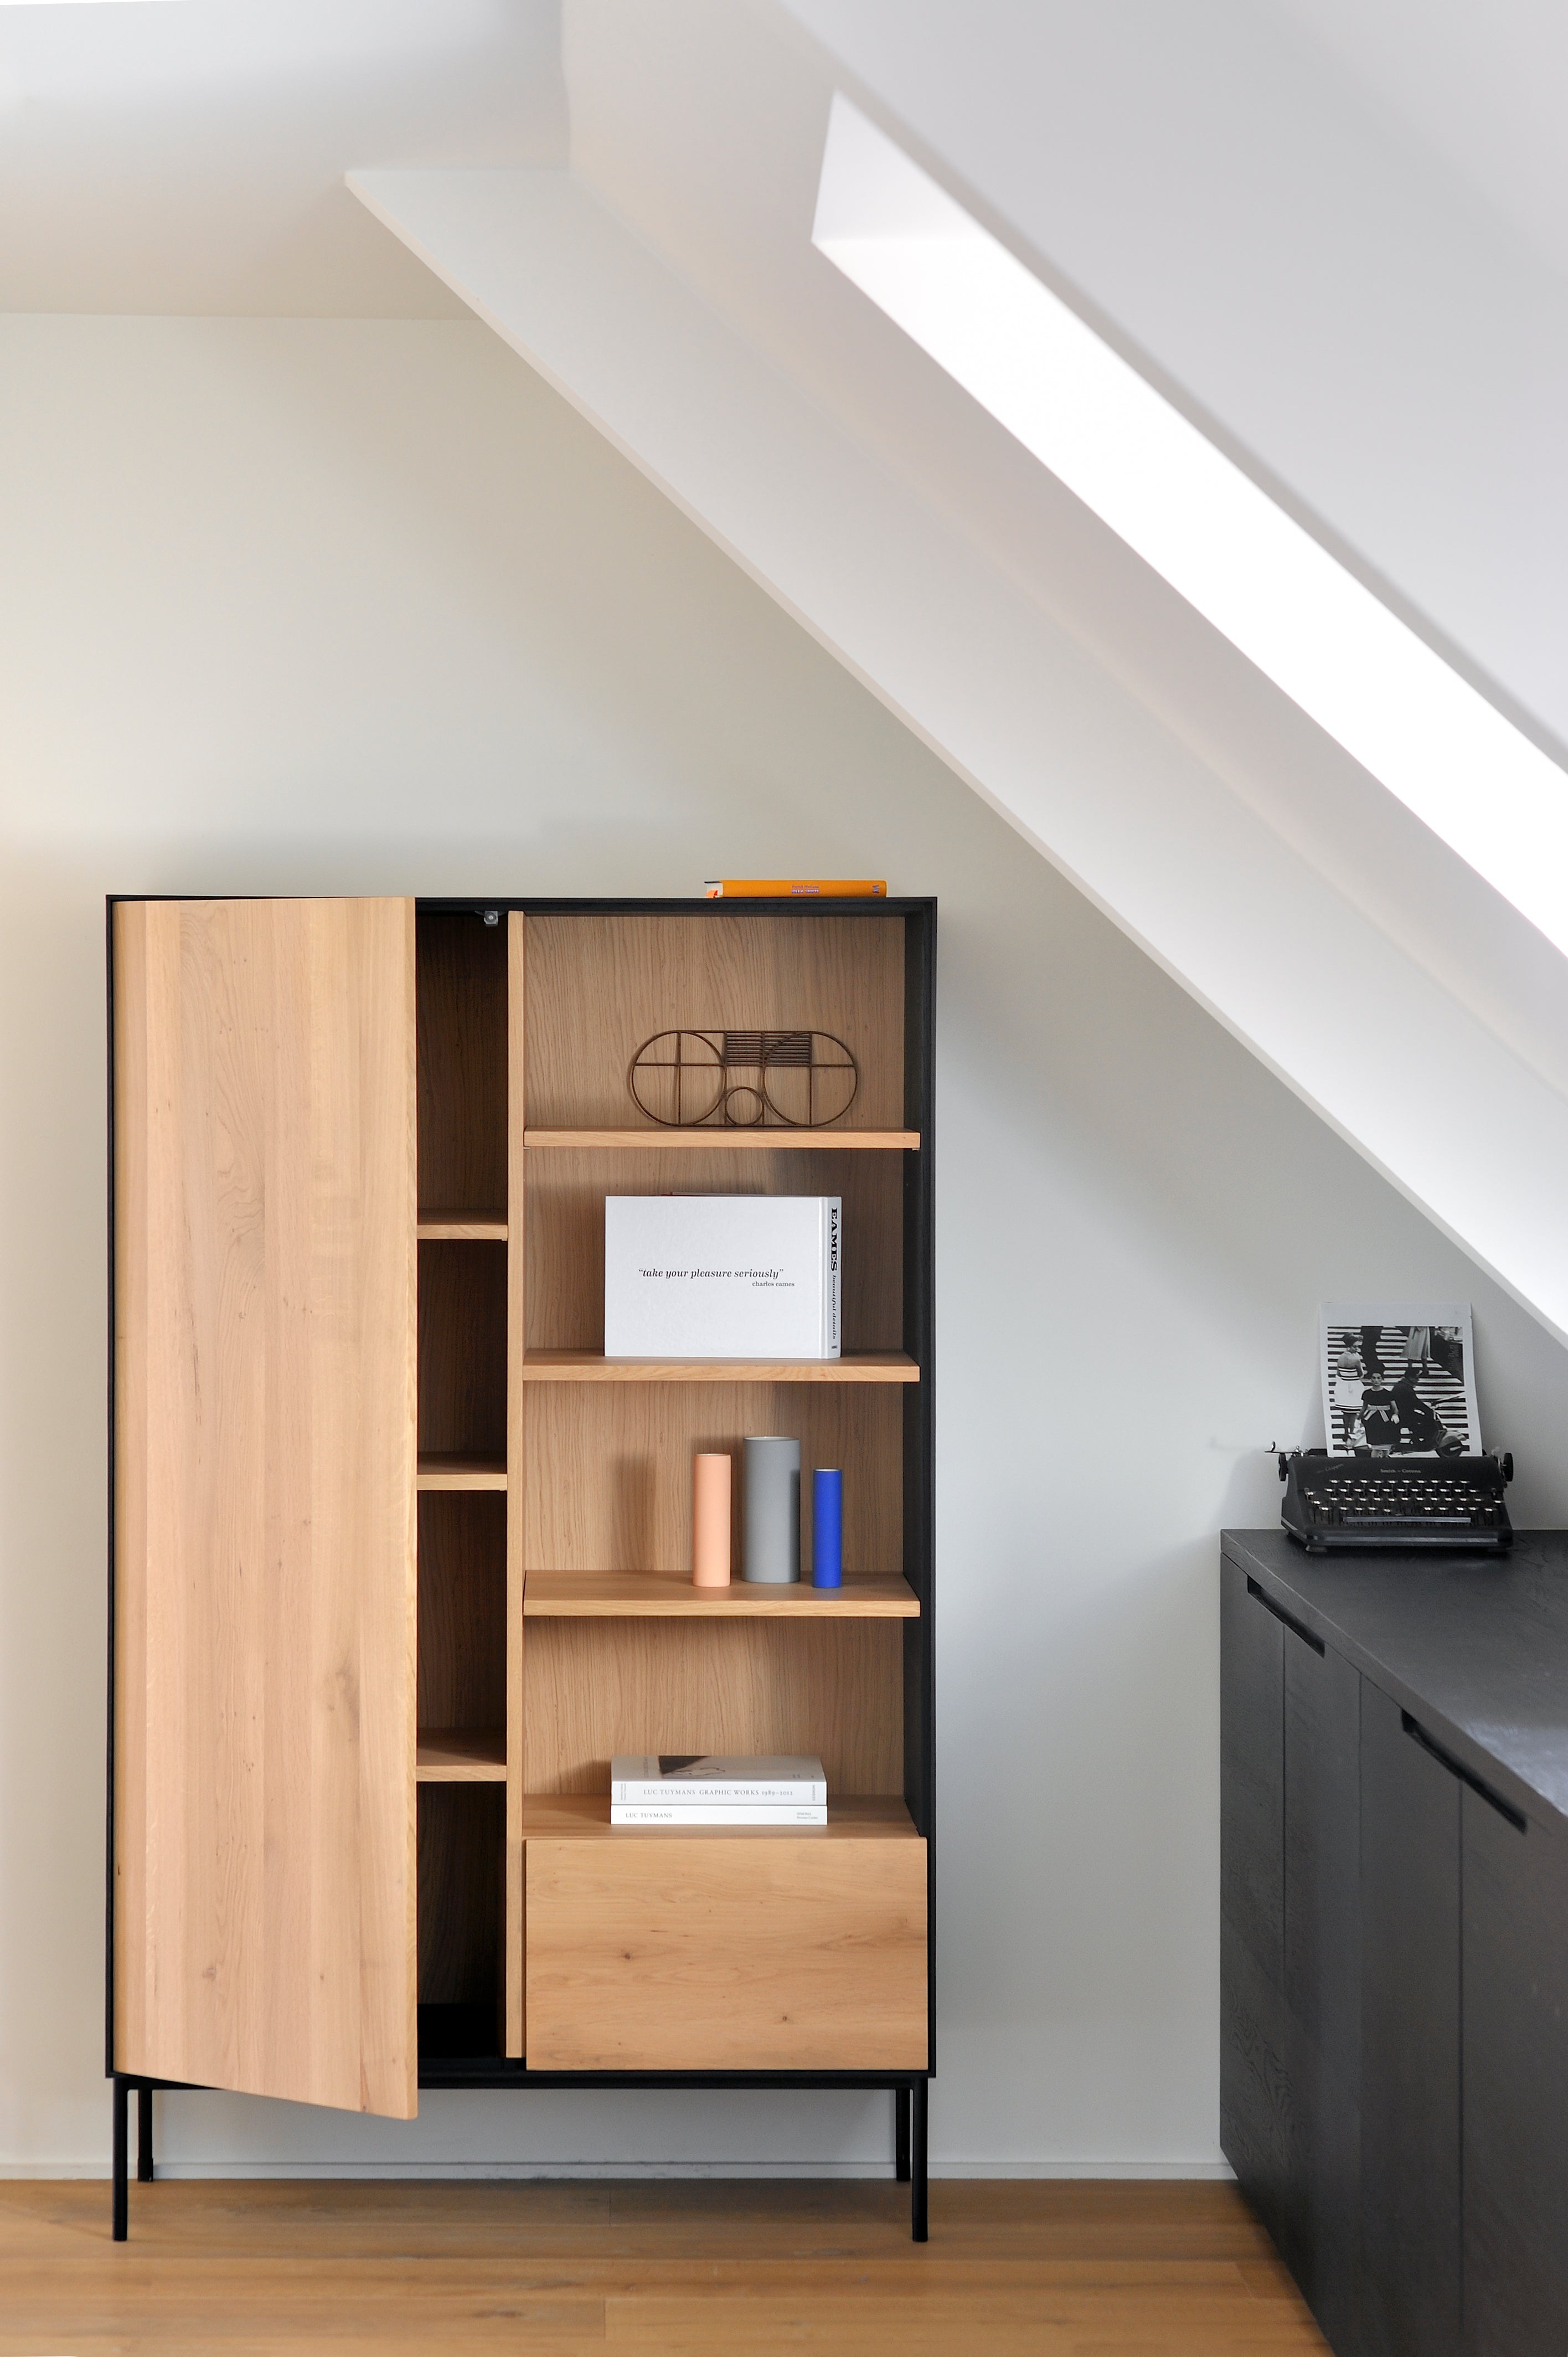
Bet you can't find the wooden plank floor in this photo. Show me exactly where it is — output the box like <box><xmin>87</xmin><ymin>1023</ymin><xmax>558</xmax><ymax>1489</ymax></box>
<box><xmin>0</xmin><ymin>2179</ymin><xmax>1327</xmax><ymax>2355</ymax></box>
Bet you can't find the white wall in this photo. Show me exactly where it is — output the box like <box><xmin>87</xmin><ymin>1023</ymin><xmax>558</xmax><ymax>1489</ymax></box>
<box><xmin>3</xmin><ymin>315</ymin><xmax>1567</xmax><ymax>2177</ymax></box>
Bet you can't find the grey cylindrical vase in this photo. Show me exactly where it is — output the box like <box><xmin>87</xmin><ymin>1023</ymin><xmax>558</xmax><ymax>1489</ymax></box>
<box><xmin>742</xmin><ymin>1435</ymin><xmax>800</xmax><ymax>1584</ymax></box>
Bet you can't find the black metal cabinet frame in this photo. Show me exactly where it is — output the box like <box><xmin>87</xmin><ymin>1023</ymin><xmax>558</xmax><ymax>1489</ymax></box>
<box><xmin>106</xmin><ymin>896</ymin><xmax>937</xmax><ymax>2242</ymax></box>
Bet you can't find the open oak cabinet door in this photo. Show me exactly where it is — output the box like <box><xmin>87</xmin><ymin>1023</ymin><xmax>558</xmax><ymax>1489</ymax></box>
<box><xmin>112</xmin><ymin>899</ymin><xmax>419</xmax><ymax>2117</ymax></box>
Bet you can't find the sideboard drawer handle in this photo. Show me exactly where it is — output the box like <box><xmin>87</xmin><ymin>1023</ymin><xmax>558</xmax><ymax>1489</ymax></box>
<box><xmin>1246</xmin><ymin>1576</ymin><xmax>1325</xmax><ymax>1656</ymax></box>
<box><xmin>1401</xmin><ymin>1712</ymin><xmax>1526</xmax><ymax>1830</ymax></box>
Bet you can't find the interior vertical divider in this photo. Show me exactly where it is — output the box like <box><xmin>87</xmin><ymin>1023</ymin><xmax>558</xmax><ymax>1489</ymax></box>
<box><xmin>505</xmin><ymin>912</ymin><xmax>528</xmax><ymax>2057</ymax></box>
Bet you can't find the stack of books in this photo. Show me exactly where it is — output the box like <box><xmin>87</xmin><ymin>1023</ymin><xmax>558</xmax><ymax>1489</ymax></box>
<box><xmin>610</xmin><ymin>1753</ymin><xmax>827</xmax><ymax>1826</ymax></box>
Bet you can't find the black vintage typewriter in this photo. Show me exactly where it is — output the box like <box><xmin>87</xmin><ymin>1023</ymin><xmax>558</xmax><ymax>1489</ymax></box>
<box><xmin>1279</xmin><ymin>1448</ymin><xmax>1513</xmax><ymax>1552</ymax></box>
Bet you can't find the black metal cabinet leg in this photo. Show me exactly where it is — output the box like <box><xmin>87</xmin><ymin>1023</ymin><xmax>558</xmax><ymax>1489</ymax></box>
<box><xmin>111</xmin><ymin>2076</ymin><xmax>129</xmax><ymax>2242</ymax></box>
<box><xmin>895</xmin><ymin>2085</ymin><xmax>911</xmax><ymax>2182</ymax></box>
<box><xmin>910</xmin><ymin>2077</ymin><xmax>929</xmax><ymax>2241</ymax></box>
<box><xmin>137</xmin><ymin>2086</ymin><xmax>154</xmax><ymax>2184</ymax></box>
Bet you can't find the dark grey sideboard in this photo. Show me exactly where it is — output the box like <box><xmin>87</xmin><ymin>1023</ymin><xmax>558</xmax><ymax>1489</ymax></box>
<box><xmin>1221</xmin><ymin>1529</ymin><xmax>1568</xmax><ymax>2357</ymax></box>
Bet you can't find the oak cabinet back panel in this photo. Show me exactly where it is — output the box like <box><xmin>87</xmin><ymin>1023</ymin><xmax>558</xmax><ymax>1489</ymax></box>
<box><xmin>113</xmin><ymin>898</ymin><xmax>419</xmax><ymax>2117</ymax></box>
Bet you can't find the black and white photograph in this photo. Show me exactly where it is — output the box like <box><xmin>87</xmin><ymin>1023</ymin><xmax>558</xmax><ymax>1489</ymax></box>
<box><xmin>1319</xmin><ymin>1301</ymin><xmax>1480</xmax><ymax>1457</ymax></box>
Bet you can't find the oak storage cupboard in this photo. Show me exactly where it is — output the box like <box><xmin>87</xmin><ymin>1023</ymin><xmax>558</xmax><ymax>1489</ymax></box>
<box><xmin>107</xmin><ymin>896</ymin><xmax>936</xmax><ymax>2236</ymax></box>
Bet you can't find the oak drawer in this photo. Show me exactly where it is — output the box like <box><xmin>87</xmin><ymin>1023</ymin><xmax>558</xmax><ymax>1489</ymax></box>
<box><xmin>523</xmin><ymin>1816</ymin><xmax>928</xmax><ymax>2071</ymax></box>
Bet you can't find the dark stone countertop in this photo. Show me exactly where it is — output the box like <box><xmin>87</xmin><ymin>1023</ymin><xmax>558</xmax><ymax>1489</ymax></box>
<box><xmin>1223</xmin><ymin>1528</ymin><xmax>1568</xmax><ymax>1835</ymax></box>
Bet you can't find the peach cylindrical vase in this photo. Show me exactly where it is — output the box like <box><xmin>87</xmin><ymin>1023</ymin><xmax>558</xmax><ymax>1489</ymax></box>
<box><xmin>693</xmin><ymin>1453</ymin><xmax>733</xmax><ymax>1587</ymax></box>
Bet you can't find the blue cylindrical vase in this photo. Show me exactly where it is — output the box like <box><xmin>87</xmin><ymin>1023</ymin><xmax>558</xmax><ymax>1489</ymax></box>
<box><xmin>812</xmin><ymin>1466</ymin><xmax>843</xmax><ymax>1588</ymax></box>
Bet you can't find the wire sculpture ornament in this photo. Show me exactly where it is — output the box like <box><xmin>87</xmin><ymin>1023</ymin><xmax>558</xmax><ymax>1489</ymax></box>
<box><xmin>628</xmin><ymin>1030</ymin><xmax>860</xmax><ymax>1128</ymax></box>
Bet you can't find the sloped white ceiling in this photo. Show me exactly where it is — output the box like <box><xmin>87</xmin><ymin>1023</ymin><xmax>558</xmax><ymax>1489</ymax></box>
<box><xmin>775</xmin><ymin>0</ymin><xmax>1568</xmax><ymax>756</ymax></box>
<box><xmin>1265</xmin><ymin>0</ymin><xmax>1568</xmax><ymax>282</ymax></box>
<box><xmin>6</xmin><ymin>0</ymin><xmax>1565</xmax><ymax>743</ymax></box>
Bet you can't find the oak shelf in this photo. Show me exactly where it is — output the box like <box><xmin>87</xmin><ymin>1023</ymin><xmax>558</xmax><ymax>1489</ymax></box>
<box><xmin>416</xmin><ymin>1454</ymin><xmax>508</xmax><ymax>1490</ymax></box>
<box><xmin>416</xmin><ymin>1728</ymin><xmax>508</xmax><ymax>1782</ymax></box>
<box><xmin>522</xmin><ymin>1793</ymin><xmax>919</xmax><ymax>1839</ymax></box>
<box><xmin>523</xmin><ymin>1569</ymin><xmax>919</xmax><ymax>1618</ymax></box>
<box><xmin>519</xmin><ymin>1350</ymin><xmax>919</xmax><ymax>1384</ymax></box>
<box><xmin>416</xmin><ymin>1211</ymin><xmax>508</xmax><ymax>1241</ymax></box>
<box><xmin>524</xmin><ymin>1128</ymin><xmax>919</xmax><ymax>1151</ymax></box>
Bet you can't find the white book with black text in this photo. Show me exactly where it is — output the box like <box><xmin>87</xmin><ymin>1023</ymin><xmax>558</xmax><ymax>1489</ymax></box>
<box><xmin>604</xmin><ymin>1197</ymin><xmax>840</xmax><ymax>1359</ymax></box>
<box><xmin>610</xmin><ymin>1802</ymin><xmax>829</xmax><ymax>1826</ymax></box>
<box><xmin>610</xmin><ymin>1753</ymin><xmax>827</xmax><ymax>1805</ymax></box>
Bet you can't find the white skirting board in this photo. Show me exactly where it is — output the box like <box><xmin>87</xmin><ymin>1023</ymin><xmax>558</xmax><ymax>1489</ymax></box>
<box><xmin>0</xmin><ymin>2158</ymin><xmax>1236</xmax><ymax>2181</ymax></box>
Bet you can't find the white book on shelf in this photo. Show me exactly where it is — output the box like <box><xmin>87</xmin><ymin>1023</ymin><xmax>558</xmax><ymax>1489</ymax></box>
<box><xmin>611</xmin><ymin>1753</ymin><xmax>828</xmax><ymax>1805</ymax></box>
<box><xmin>603</xmin><ymin>1196</ymin><xmax>840</xmax><ymax>1359</ymax></box>
<box><xmin>611</xmin><ymin>1802</ymin><xmax>829</xmax><ymax>1826</ymax></box>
